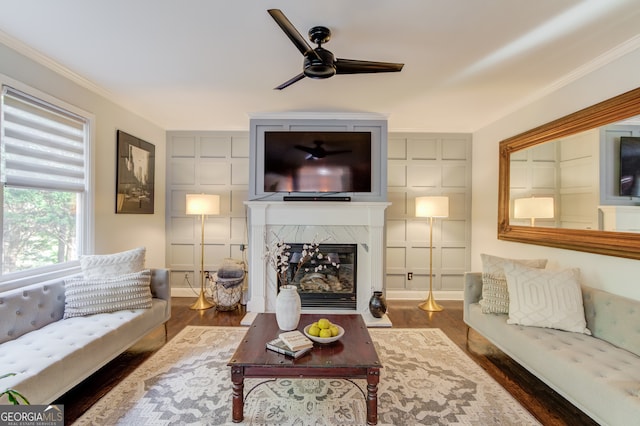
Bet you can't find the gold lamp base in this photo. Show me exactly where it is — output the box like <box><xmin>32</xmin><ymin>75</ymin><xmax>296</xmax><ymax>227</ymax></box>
<box><xmin>190</xmin><ymin>289</ymin><xmax>214</xmax><ymax>310</ymax></box>
<box><xmin>418</xmin><ymin>291</ymin><xmax>443</xmax><ymax>312</ymax></box>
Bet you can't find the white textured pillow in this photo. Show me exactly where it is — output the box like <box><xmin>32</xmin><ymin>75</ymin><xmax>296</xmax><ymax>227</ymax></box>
<box><xmin>64</xmin><ymin>269</ymin><xmax>153</xmax><ymax>319</ymax></box>
<box><xmin>479</xmin><ymin>253</ymin><xmax>547</xmax><ymax>314</ymax></box>
<box><xmin>504</xmin><ymin>262</ymin><xmax>591</xmax><ymax>335</ymax></box>
<box><xmin>80</xmin><ymin>247</ymin><xmax>146</xmax><ymax>278</ymax></box>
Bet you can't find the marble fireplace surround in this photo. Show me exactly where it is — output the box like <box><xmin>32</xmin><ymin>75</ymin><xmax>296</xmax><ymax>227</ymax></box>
<box><xmin>243</xmin><ymin>201</ymin><xmax>391</xmax><ymax>326</ymax></box>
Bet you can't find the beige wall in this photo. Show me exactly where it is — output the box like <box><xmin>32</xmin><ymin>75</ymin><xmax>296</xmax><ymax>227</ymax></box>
<box><xmin>5</xmin><ymin>36</ymin><xmax>640</xmax><ymax>299</ymax></box>
<box><xmin>472</xmin><ymin>47</ymin><xmax>640</xmax><ymax>300</ymax></box>
<box><xmin>0</xmin><ymin>43</ymin><xmax>167</xmax><ymax>268</ymax></box>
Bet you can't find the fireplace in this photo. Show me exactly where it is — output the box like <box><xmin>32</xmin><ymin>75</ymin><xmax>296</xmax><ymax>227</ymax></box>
<box><xmin>244</xmin><ymin>200</ymin><xmax>390</xmax><ymax>325</ymax></box>
<box><xmin>280</xmin><ymin>243</ymin><xmax>357</xmax><ymax>310</ymax></box>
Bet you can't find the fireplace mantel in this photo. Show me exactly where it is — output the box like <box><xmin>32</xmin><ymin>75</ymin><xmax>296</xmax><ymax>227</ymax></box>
<box><xmin>244</xmin><ymin>201</ymin><xmax>390</xmax><ymax>325</ymax></box>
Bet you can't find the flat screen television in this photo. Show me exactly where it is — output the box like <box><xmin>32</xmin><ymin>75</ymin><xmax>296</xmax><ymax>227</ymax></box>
<box><xmin>619</xmin><ymin>136</ymin><xmax>640</xmax><ymax>196</ymax></box>
<box><xmin>263</xmin><ymin>131</ymin><xmax>372</xmax><ymax>193</ymax></box>
<box><xmin>249</xmin><ymin>117</ymin><xmax>387</xmax><ymax>202</ymax></box>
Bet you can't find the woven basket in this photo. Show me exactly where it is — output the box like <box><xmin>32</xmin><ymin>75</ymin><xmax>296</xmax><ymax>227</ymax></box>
<box><xmin>210</xmin><ymin>274</ymin><xmax>244</xmax><ymax>311</ymax></box>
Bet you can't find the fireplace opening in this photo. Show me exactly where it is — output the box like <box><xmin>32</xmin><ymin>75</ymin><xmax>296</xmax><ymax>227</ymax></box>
<box><xmin>280</xmin><ymin>243</ymin><xmax>357</xmax><ymax>310</ymax></box>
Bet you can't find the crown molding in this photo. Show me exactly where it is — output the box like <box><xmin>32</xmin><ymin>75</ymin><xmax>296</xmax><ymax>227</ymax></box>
<box><xmin>486</xmin><ymin>34</ymin><xmax>640</xmax><ymax>129</ymax></box>
<box><xmin>0</xmin><ymin>30</ymin><xmax>115</xmax><ymax>101</ymax></box>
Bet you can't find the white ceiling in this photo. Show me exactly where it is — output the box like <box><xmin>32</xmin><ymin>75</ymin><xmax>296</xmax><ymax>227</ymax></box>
<box><xmin>0</xmin><ymin>0</ymin><xmax>639</xmax><ymax>132</ymax></box>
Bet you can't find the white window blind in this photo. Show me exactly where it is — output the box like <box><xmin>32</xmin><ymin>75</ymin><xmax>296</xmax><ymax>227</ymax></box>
<box><xmin>1</xmin><ymin>86</ymin><xmax>87</xmax><ymax>192</ymax></box>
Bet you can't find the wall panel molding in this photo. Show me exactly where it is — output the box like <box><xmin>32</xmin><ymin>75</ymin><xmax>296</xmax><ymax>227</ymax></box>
<box><xmin>166</xmin><ymin>130</ymin><xmax>472</xmax><ymax>297</ymax></box>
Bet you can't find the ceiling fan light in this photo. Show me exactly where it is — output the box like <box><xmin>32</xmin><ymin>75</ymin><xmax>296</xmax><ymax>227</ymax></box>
<box><xmin>304</xmin><ymin>48</ymin><xmax>336</xmax><ymax>78</ymax></box>
<box><xmin>304</xmin><ymin>64</ymin><xmax>336</xmax><ymax>79</ymax></box>
<box><xmin>269</xmin><ymin>9</ymin><xmax>402</xmax><ymax>88</ymax></box>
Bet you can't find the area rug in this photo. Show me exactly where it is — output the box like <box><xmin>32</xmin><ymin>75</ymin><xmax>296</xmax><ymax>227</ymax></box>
<box><xmin>73</xmin><ymin>326</ymin><xmax>540</xmax><ymax>425</ymax></box>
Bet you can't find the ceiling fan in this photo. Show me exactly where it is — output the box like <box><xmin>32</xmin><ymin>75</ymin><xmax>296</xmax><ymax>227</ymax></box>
<box><xmin>295</xmin><ymin>141</ymin><xmax>352</xmax><ymax>160</ymax></box>
<box><xmin>268</xmin><ymin>9</ymin><xmax>404</xmax><ymax>90</ymax></box>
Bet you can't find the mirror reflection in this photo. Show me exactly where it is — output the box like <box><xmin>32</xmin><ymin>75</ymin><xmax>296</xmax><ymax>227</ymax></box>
<box><xmin>509</xmin><ymin>116</ymin><xmax>640</xmax><ymax>232</ymax></box>
<box><xmin>498</xmin><ymin>87</ymin><xmax>640</xmax><ymax>259</ymax></box>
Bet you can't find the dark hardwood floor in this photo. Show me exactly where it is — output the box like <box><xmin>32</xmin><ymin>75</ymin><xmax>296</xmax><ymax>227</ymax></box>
<box><xmin>56</xmin><ymin>299</ymin><xmax>598</xmax><ymax>425</ymax></box>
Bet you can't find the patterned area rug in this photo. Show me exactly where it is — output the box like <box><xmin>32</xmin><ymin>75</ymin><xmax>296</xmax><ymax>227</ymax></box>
<box><xmin>73</xmin><ymin>326</ymin><xmax>540</xmax><ymax>425</ymax></box>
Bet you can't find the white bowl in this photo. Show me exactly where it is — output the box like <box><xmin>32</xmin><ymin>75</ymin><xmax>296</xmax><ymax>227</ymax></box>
<box><xmin>303</xmin><ymin>323</ymin><xmax>345</xmax><ymax>344</ymax></box>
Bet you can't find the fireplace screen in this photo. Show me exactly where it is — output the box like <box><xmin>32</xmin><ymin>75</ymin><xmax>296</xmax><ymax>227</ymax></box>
<box><xmin>280</xmin><ymin>243</ymin><xmax>357</xmax><ymax>310</ymax></box>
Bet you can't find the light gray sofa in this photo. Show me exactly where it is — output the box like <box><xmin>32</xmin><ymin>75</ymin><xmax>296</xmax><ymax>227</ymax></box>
<box><xmin>464</xmin><ymin>272</ymin><xmax>640</xmax><ymax>426</ymax></box>
<box><xmin>0</xmin><ymin>268</ymin><xmax>171</xmax><ymax>405</ymax></box>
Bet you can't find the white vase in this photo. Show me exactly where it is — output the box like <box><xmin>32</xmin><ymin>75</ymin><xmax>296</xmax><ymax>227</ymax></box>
<box><xmin>275</xmin><ymin>285</ymin><xmax>301</xmax><ymax>331</ymax></box>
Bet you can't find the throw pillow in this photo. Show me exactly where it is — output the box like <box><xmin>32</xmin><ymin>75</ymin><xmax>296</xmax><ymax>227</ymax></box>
<box><xmin>479</xmin><ymin>253</ymin><xmax>547</xmax><ymax>314</ymax></box>
<box><xmin>80</xmin><ymin>246</ymin><xmax>146</xmax><ymax>279</ymax></box>
<box><xmin>504</xmin><ymin>262</ymin><xmax>591</xmax><ymax>335</ymax></box>
<box><xmin>64</xmin><ymin>269</ymin><xmax>153</xmax><ymax>319</ymax></box>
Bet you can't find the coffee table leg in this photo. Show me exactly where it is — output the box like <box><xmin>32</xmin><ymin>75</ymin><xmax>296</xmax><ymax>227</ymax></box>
<box><xmin>230</xmin><ymin>366</ymin><xmax>244</xmax><ymax>422</ymax></box>
<box><xmin>366</xmin><ymin>368</ymin><xmax>380</xmax><ymax>425</ymax></box>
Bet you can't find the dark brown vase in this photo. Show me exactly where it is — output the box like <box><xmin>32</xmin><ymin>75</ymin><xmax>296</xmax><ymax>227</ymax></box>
<box><xmin>369</xmin><ymin>291</ymin><xmax>387</xmax><ymax>318</ymax></box>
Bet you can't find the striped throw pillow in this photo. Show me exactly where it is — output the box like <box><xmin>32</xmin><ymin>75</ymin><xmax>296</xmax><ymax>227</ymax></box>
<box><xmin>64</xmin><ymin>269</ymin><xmax>152</xmax><ymax>319</ymax></box>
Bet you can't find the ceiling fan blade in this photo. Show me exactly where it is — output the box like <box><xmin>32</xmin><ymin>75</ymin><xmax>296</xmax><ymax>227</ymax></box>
<box><xmin>268</xmin><ymin>9</ymin><xmax>315</xmax><ymax>57</ymax></box>
<box><xmin>335</xmin><ymin>58</ymin><xmax>404</xmax><ymax>74</ymax></box>
<box><xmin>275</xmin><ymin>73</ymin><xmax>306</xmax><ymax>90</ymax></box>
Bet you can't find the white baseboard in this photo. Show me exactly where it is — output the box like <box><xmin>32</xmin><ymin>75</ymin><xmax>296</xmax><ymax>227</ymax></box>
<box><xmin>172</xmin><ymin>288</ymin><xmax>464</xmax><ymax>301</ymax></box>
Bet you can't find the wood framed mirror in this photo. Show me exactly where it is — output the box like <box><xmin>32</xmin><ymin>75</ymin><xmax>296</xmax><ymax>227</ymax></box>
<box><xmin>498</xmin><ymin>86</ymin><xmax>640</xmax><ymax>259</ymax></box>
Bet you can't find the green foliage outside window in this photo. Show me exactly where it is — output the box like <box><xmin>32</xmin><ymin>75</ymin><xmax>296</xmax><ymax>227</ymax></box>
<box><xmin>2</xmin><ymin>187</ymin><xmax>77</xmax><ymax>274</ymax></box>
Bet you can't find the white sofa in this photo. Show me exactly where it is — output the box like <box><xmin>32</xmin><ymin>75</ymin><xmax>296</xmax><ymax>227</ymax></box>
<box><xmin>0</xmin><ymin>268</ymin><xmax>170</xmax><ymax>405</ymax></box>
<box><xmin>464</xmin><ymin>271</ymin><xmax>640</xmax><ymax>426</ymax></box>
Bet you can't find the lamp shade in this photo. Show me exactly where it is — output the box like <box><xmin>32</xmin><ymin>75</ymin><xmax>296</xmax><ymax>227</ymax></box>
<box><xmin>186</xmin><ymin>193</ymin><xmax>220</xmax><ymax>215</ymax></box>
<box><xmin>514</xmin><ymin>197</ymin><xmax>554</xmax><ymax>219</ymax></box>
<box><xmin>415</xmin><ymin>196</ymin><xmax>449</xmax><ymax>218</ymax></box>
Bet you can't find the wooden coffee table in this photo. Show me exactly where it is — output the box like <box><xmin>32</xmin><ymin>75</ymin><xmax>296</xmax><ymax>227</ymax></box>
<box><xmin>228</xmin><ymin>313</ymin><xmax>382</xmax><ymax>425</ymax></box>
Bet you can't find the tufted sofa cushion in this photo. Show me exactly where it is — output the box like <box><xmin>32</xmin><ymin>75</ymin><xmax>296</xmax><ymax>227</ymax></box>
<box><xmin>583</xmin><ymin>286</ymin><xmax>640</xmax><ymax>357</ymax></box>
<box><xmin>0</xmin><ymin>268</ymin><xmax>171</xmax><ymax>404</ymax></box>
<box><xmin>466</xmin><ymin>301</ymin><xmax>640</xmax><ymax>426</ymax></box>
<box><xmin>464</xmin><ymin>272</ymin><xmax>640</xmax><ymax>426</ymax></box>
<box><xmin>0</xmin><ymin>279</ymin><xmax>66</xmax><ymax>345</ymax></box>
<box><xmin>0</xmin><ymin>300</ymin><xmax>168</xmax><ymax>404</ymax></box>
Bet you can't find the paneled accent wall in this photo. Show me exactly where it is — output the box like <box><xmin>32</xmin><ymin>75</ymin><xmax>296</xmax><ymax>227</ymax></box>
<box><xmin>558</xmin><ymin>129</ymin><xmax>599</xmax><ymax>229</ymax></box>
<box><xmin>166</xmin><ymin>132</ymin><xmax>250</xmax><ymax>296</ymax></box>
<box><xmin>385</xmin><ymin>133</ymin><xmax>472</xmax><ymax>299</ymax></box>
<box><xmin>166</xmin><ymin>131</ymin><xmax>472</xmax><ymax>298</ymax></box>
<box><xmin>510</xmin><ymin>129</ymin><xmax>599</xmax><ymax>230</ymax></box>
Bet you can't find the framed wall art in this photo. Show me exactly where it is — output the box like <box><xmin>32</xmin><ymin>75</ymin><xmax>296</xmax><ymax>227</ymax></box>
<box><xmin>116</xmin><ymin>130</ymin><xmax>155</xmax><ymax>214</ymax></box>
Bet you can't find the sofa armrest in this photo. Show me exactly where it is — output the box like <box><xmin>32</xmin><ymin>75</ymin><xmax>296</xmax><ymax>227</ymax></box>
<box><xmin>150</xmin><ymin>268</ymin><xmax>170</xmax><ymax>302</ymax></box>
<box><xmin>463</xmin><ymin>272</ymin><xmax>482</xmax><ymax>323</ymax></box>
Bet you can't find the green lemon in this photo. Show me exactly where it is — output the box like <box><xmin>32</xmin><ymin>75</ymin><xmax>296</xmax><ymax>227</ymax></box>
<box><xmin>319</xmin><ymin>328</ymin><xmax>332</xmax><ymax>338</ymax></box>
<box><xmin>317</xmin><ymin>318</ymin><xmax>331</xmax><ymax>329</ymax></box>
<box><xmin>329</xmin><ymin>325</ymin><xmax>339</xmax><ymax>337</ymax></box>
<box><xmin>308</xmin><ymin>325</ymin><xmax>321</xmax><ymax>337</ymax></box>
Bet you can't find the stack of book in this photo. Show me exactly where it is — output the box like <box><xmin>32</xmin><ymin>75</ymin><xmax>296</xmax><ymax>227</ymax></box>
<box><xmin>266</xmin><ymin>330</ymin><xmax>314</xmax><ymax>358</ymax></box>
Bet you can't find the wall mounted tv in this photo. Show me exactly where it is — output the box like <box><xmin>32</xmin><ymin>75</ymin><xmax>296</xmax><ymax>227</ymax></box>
<box><xmin>249</xmin><ymin>118</ymin><xmax>387</xmax><ymax>202</ymax></box>
<box><xmin>620</xmin><ymin>136</ymin><xmax>640</xmax><ymax>196</ymax></box>
<box><xmin>264</xmin><ymin>131</ymin><xmax>372</xmax><ymax>193</ymax></box>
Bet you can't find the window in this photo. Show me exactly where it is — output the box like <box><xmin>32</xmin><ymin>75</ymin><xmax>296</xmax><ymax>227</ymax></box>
<box><xmin>0</xmin><ymin>83</ymin><xmax>91</xmax><ymax>284</ymax></box>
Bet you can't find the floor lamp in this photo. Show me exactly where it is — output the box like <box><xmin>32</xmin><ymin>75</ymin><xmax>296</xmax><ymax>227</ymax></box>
<box><xmin>514</xmin><ymin>196</ymin><xmax>554</xmax><ymax>227</ymax></box>
<box><xmin>415</xmin><ymin>196</ymin><xmax>449</xmax><ymax>312</ymax></box>
<box><xmin>186</xmin><ymin>193</ymin><xmax>220</xmax><ymax>310</ymax></box>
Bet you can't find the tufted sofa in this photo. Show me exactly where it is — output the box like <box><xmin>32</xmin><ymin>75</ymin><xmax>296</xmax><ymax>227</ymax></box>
<box><xmin>464</xmin><ymin>272</ymin><xmax>640</xmax><ymax>426</ymax></box>
<box><xmin>0</xmin><ymin>268</ymin><xmax>170</xmax><ymax>405</ymax></box>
